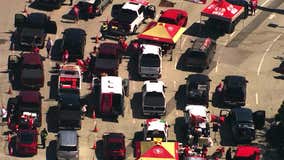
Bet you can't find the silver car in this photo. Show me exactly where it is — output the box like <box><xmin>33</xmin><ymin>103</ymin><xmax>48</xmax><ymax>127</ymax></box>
<box><xmin>57</xmin><ymin>130</ymin><xmax>79</xmax><ymax>160</ymax></box>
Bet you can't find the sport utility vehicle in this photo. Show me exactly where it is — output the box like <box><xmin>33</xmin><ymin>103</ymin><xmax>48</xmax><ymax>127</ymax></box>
<box><xmin>57</xmin><ymin>130</ymin><xmax>79</xmax><ymax>160</ymax></box>
<box><xmin>183</xmin><ymin>38</ymin><xmax>216</xmax><ymax>70</ymax></box>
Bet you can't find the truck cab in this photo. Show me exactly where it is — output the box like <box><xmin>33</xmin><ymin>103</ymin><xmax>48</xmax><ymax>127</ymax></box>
<box><xmin>141</xmin><ymin>118</ymin><xmax>169</xmax><ymax>142</ymax></box>
<box><xmin>58</xmin><ymin>64</ymin><xmax>82</xmax><ymax>97</ymax></box>
<box><xmin>8</xmin><ymin>91</ymin><xmax>42</xmax><ymax>130</ymax></box>
<box><xmin>14</xmin><ymin>12</ymin><xmax>57</xmax><ymax>48</ymax></box>
<box><xmin>93</xmin><ymin>76</ymin><xmax>129</xmax><ymax>118</ymax></box>
<box><xmin>138</xmin><ymin>44</ymin><xmax>162</xmax><ymax>79</ymax></box>
<box><xmin>93</xmin><ymin>43</ymin><xmax>121</xmax><ymax>76</ymax></box>
<box><xmin>8</xmin><ymin>53</ymin><xmax>44</xmax><ymax>89</ymax></box>
<box><xmin>15</xmin><ymin>128</ymin><xmax>38</xmax><ymax>156</ymax></box>
<box><xmin>142</xmin><ymin>80</ymin><xmax>166</xmax><ymax>116</ymax></box>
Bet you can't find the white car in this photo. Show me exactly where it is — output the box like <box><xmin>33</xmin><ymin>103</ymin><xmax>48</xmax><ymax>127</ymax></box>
<box><xmin>141</xmin><ymin>118</ymin><xmax>170</xmax><ymax>142</ymax></box>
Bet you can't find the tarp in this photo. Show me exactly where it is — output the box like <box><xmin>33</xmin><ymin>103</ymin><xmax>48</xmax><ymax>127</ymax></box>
<box><xmin>136</xmin><ymin>141</ymin><xmax>179</xmax><ymax>160</ymax></box>
<box><xmin>201</xmin><ymin>0</ymin><xmax>244</xmax><ymax>22</ymax></box>
<box><xmin>138</xmin><ymin>22</ymin><xmax>186</xmax><ymax>44</ymax></box>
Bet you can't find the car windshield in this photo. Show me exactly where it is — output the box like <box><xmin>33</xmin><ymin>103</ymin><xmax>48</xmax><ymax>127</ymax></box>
<box><xmin>117</xmin><ymin>9</ymin><xmax>137</xmax><ymax>23</ymax></box>
<box><xmin>146</xmin><ymin>130</ymin><xmax>165</xmax><ymax>139</ymax></box>
<box><xmin>23</xmin><ymin>64</ymin><xmax>42</xmax><ymax>69</ymax></box>
<box><xmin>158</xmin><ymin>17</ymin><xmax>177</xmax><ymax>25</ymax></box>
<box><xmin>20</xmin><ymin>132</ymin><xmax>35</xmax><ymax>144</ymax></box>
<box><xmin>59</xmin><ymin>146</ymin><xmax>77</xmax><ymax>151</ymax></box>
<box><xmin>144</xmin><ymin>92</ymin><xmax>164</xmax><ymax>106</ymax></box>
<box><xmin>140</xmin><ymin>54</ymin><xmax>160</xmax><ymax>67</ymax></box>
<box><xmin>188</xmin><ymin>51</ymin><xmax>207</xmax><ymax>58</ymax></box>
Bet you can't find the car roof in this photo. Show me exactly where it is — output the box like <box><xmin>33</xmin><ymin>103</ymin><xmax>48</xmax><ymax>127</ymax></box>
<box><xmin>58</xmin><ymin>130</ymin><xmax>78</xmax><ymax>146</ymax></box>
<box><xmin>187</xmin><ymin>74</ymin><xmax>210</xmax><ymax>84</ymax></box>
<box><xmin>144</xmin><ymin>80</ymin><xmax>165</xmax><ymax>93</ymax></box>
<box><xmin>122</xmin><ymin>1</ymin><xmax>142</xmax><ymax>11</ymax></box>
<box><xmin>101</xmin><ymin>76</ymin><xmax>123</xmax><ymax>95</ymax></box>
<box><xmin>63</xmin><ymin>28</ymin><xmax>86</xmax><ymax>37</ymax></box>
<box><xmin>224</xmin><ymin>75</ymin><xmax>246</xmax><ymax>86</ymax></box>
<box><xmin>104</xmin><ymin>132</ymin><xmax>125</xmax><ymax>140</ymax></box>
<box><xmin>160</xmin><ymin>9</ymin><xmax>187</xmax><ymax>20</ymax></box>
<box><xmin>141</xmin><ymin>44</ymin><xmax>161</xmax><ymax>55</ymax></box>
<box><xmin>22</xmin><ymin>53</ymin><xmax>42</xmax><ymax>65</ymax></box>
<box><xmin>99</xmin><ymin>43</ymin><xmax>118</xmax><ymax>56</ymax></box>
<box><xmin>19</xmin><ymin>91</ymin><xmax>41</xmax><ymax>104</ymax></box>
<box><xmin>231</xmin><ymin>107</ymin><xmax>253</xmax><ymax>122</ymax></box>
<box><xmin>59</xmin><ymin>93</ymin><xmax>81</xmax><ymax>106</ymax></box>
<box><xmin>59</xmin><ymin>110</ymin><xmax>81</xmax><ymax>120</ymax></box>
<box><xmin>26</xmin><ymin>13</ymin><xmax>47</xmax><ymax>27</ymax></box>
<box><xmin>145</xmin><ymin>118</ymin><xmax>167</xmax><ymax>131</ymax></box>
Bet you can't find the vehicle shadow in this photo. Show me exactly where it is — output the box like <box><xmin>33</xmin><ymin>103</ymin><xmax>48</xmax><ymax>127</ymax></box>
<box><xmin>95</xmin><ymin>140</ymin><xmax>103</xmax><ymax>159</ymax></box>
<box><xmin>258</xmin><ymin>6</ymin><xmax>284</xmax><ymax>15</ymax></box>
<box><xmin>272</xmin><ymin>61</ymin><xmax>284</xmax><ymax>74</ymax></box>
<box><xmin>174</xmin><ymin>85</ymin><xmax>187</xmax><ymax>110</ymax></box>
<box><xmin>46</xmin><ymin>106</ymin><xmax>58</xmax><ymax>133</ymax></box>
<box><xmin>51</xmin><ymin>39</ymin><xmax>62</xmax><ymax>61</ymax></box>
<box><xmin>130</xmin><ymin>131</ymin><xmax>144</xmax><ymax>158</ymax></box>
<box><xmin>130</xmin><ymin>92</ymin><xmax>144</xmax><ymax>119</ymax></box>
<box><xmin>219</xmin><ymin>117</ymin><xmax>236</xmax><ymax>146</ymax></box>
<box><xmin>174</xmin><ymin>117</ymin><xmax>187</xmax><ymax>144</ymax></box>
<box><xmin>48</xmin><ymin>75</ymin><xmax>58</xmax><ymax>100</ymax></box>
<box><xmin>46</xmin><ymin>140</ymin><xmax>57</xmax><ymax>160</ymax></box>
<box><xmin>184</xmin><ymin>22</ymin><xmax>226</xmax><ymax>40</ymax></box>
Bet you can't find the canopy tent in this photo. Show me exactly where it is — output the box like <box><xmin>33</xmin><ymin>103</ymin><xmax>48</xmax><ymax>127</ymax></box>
<box><xmin>136</xmin><ymin>141</ymin><xmax>179</xmax><ymax>160</ymax></box>
<box><xmin>138</xmin><ymin>22</ymin><xmax>186</xmax><ymax>44</ymax></box>
<box><xmin>201</xmin><ymin>0</ymin><xmax>244</xmax><ymax>23</ymax></box>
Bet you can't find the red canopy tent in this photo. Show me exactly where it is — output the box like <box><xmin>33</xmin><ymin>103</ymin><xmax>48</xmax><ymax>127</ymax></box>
<box><xmin>201</xmin><ymin>0</ymin><xmax>244</xmax><ymax>23</ymax></box>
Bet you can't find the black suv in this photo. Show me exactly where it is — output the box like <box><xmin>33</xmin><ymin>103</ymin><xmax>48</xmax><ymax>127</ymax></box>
<box><xmin>14</xmin><ymin>12</ymin><xmax>57</xmax><ymax>48</ymax></box>
<box><xmin>185</xmin><ymin>74</ymin><xmax>211</xmax><ymax>107</ymax></box>
<box><xmin>222</xmin><ymin>107</ymin><xmax>256</xmax><ymax>143</ymax></box>
<box><xmin>60</xmin><ymin>28</ymin><xmax>86</xmax><ymax>60</ymax></box>
<box><xmin>58</xmin><ymin>93</ymin><xmax>82</xmax><ymax>130</ymax></box>
<box><xmin>183</xmin><ymin>38</ymin><xmax>216</xmax><ymax>71</ymax></box>
<box><xmin>221</xmin><ymin>75</ymin><xmax>247</xmax><ymax>107</ymax></box>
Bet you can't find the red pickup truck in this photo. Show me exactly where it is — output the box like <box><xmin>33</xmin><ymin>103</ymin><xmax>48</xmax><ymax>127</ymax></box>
<box><xmin>158</xmin><ymin>9</ymin><xmax>188</xmax><ymax>27</ymax></box>
<box><xmin>15</xmin><ymin>128</ymin><xmax>38</xmax><ymax>156</ymax></box>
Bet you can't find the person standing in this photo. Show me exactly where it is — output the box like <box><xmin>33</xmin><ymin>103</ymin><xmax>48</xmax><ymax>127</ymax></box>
<box><xmin>226</xmin><ymin>147</ymin><xmax>232</xmax><ymax>160</ymax></box>
<box><xmin>73</xmin><ymin>5</ymin><xmax>79</xmax><ymax>23</ymax></box>
<box><xmin>81</xmin><ymin>104</ymin><xmax>87</xmax><ymax>120</ymax></box>
<box><xmin>250</xmin><ymin>0</ymin><xmax>258</xmax><ymax>15</ymax></box>
<box><xmin>46</xmin><ymin>37</ymin><xmax>53</xmax><ymax>58</ymax></box>
<box><xmin>62</xmin><ymin>49</ymin><xmax>69</xmax><ymax>64</ymax></box>
<box><xmin>40</xmin><ymin>128</ymin><xmax>48</xmax><ymax>149</ymax></box>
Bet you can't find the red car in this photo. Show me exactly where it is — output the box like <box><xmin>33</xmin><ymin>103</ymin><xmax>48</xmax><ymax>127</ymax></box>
<box><xmin>158</xmin><ymin>9</ymin><xmax>188</xmax><ymax>27</ymax></box>
<box><xmin>15</xmin><ymin>129</ymin><xmax>38</xmax><ymax>156</ymax></box>
<box><xmin>233</xmin><ymin>146</ymin><xmax>261</xmax><ymax>160</ymax></box>
<box><xmin>103</xmin><ymin>132</ymin><xmax>126</xmax><ymax>160</ymax></box>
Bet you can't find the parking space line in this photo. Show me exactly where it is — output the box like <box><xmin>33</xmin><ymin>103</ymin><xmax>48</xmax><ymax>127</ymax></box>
<box><xmin>255</xmin><ymin>93</ymin><xmax>259</xmax><ymax>105</ymax></box>
<box><xmin>174</xmin><ymin>56</ymin><xmax>178</xmax><ymax>69</ymax></box>
<box><xmin>215</xmin><ymin>57</ymin><xmax>220</xmax><ymax>73</ymax></box>
<box><xmin>256</xmin><ymin>0</ymin><xmax>271</xmax><ymax>14</ymax></box>
<box><xmin>173</xmin><ymin>80</ymin><xmax>176</xmax><ymax>90</ymax></box>
<box><xmin>268</xmin><ymin>13</ymin><xmax>276</xmax><ymax>20</ymax></box>
<box><xmin>181</xmin><ymin>36</ymin><xmax>187</xmax><ymax>49</ymax></box>
<box><xmin>230</xmin><ymin>31</ymin><xmax>236</xmax><ymax>37</ymax></box>
<box><xmin>257</xmin><ymin>34</ymin><xmax>281</xmax><ymax>75</ymax></box>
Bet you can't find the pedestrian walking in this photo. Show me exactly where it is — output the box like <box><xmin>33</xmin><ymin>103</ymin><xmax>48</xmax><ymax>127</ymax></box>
<box><xmin>226</xmin><ymin>147</ymin><xmax>232</xmax><ymax>160</ymax></box>
<box><xmin>73</xmin><ymin>5</ymin><xmax>79</xmax><ymax>23</ymax></box>
<box><xmin>46</xmin><ymin>37</ymin><xmax>53</xmax><ymax>58</ymax></box>
<box><xmin>250</xmin><ymin>0</ymin><xmax>258</xmax><ymax>15</ymax></box>
<box><xmin>81</xmin><ymin>104</ymin><xmax>87</xmax><ymax>120</ymax></box>
<box><xmin>1</xmin><ymin>106</ymin><xmax>7</xmax><ymax>122</ymax></box>
<box><xmin>40</xmin><ymin>128</ymin><xmax>48</xmax><ymax>149</ymax></box>
<box><xmin>62</xmin><ymin>49</ymin><xmax>69</xmax><ymax>64</ymax></box>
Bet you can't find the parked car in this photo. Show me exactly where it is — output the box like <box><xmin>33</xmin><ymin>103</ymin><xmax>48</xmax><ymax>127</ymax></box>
<box><xmin>60</xmin><ymin>28</ymin><xmax>86</xmax><ymax>60</ymax></box>
<box><xmin>158</xmin><ymin>9</ymin><xmax>188</xmax><ymax>27</ymax></box>
<box><xmin>185</xmin><ymin>74</ymin><xmax>211</xmax><ymax>107</ymax></box>
<box><xmin>35</xmin><ymin>0</ymin><xmax>65</xmax><ymax>9</ymax></box>
<box><xmin>15</xmin><ymin>128</ymin><xmax>38</xmax><ymax>156</ymax></box>
<box><xmin>141</xmin><ymin>80</ymin><xmax>166</xmax><ymax>116</ymax></box>
<box><xmin>76</xmin><ymin>0</ymin><xmax>113</xmax><ymax>19</ymax></box>
<box><xmin>101</xmin><ymin>0</ymin><xmax>156</xmax><ymax>39</ymax></box>
<box><xmin>221</xmin><ymin>75</ymin><xmax>247</xmax><ymax>107</ymax></box>
<box><xmin>14</xmin><ymin>12</ymin><xmax>57</xmax><ymax>48</ymax></box>
<box><xmin>103</xmin><ymin>132</ymin><xmax>126</xmax><ymax>160</ymax></box>
<box><xmin>92</xmin><ymin>76</ymin><xmax>129</xmax><ymax>119</ymax></box>
<box><xmin>220</xmin><ymin>107</ymin><xmax>265</xmax><ymax>143</ymax></box>
<box><xmin>92</xmin><ymin>43</ymin><xmax>121</xmax><ymax>76</ymax></box>
<box><xmin>57</xmin><ymin>130</ymin><xmax>79</xmax><ymax>160</ymax></box>
<box><xmin>183</xmin><ymin>37</ymin><xmax>216</xmax><ymax>71</ymax></box>
<box><xmin>7</xmin><ymin>91</ymin><xmax>42</xmax><ymax>131</ymax></box>
<box><xmin>8</xmin><ymin>53</ymin><xmax>44</xmax><ymax>89</ymax></box>
<box><xmin>138</xmin><ymin>44</ymin><xmax>162</xmax><ymax>79</ymax></box>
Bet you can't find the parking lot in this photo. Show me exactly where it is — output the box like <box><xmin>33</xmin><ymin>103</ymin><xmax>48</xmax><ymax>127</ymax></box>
<box><xmin>0</xmin><ymin>0</ymin><xmax>283</xmax><ymax>159</ymax></box>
